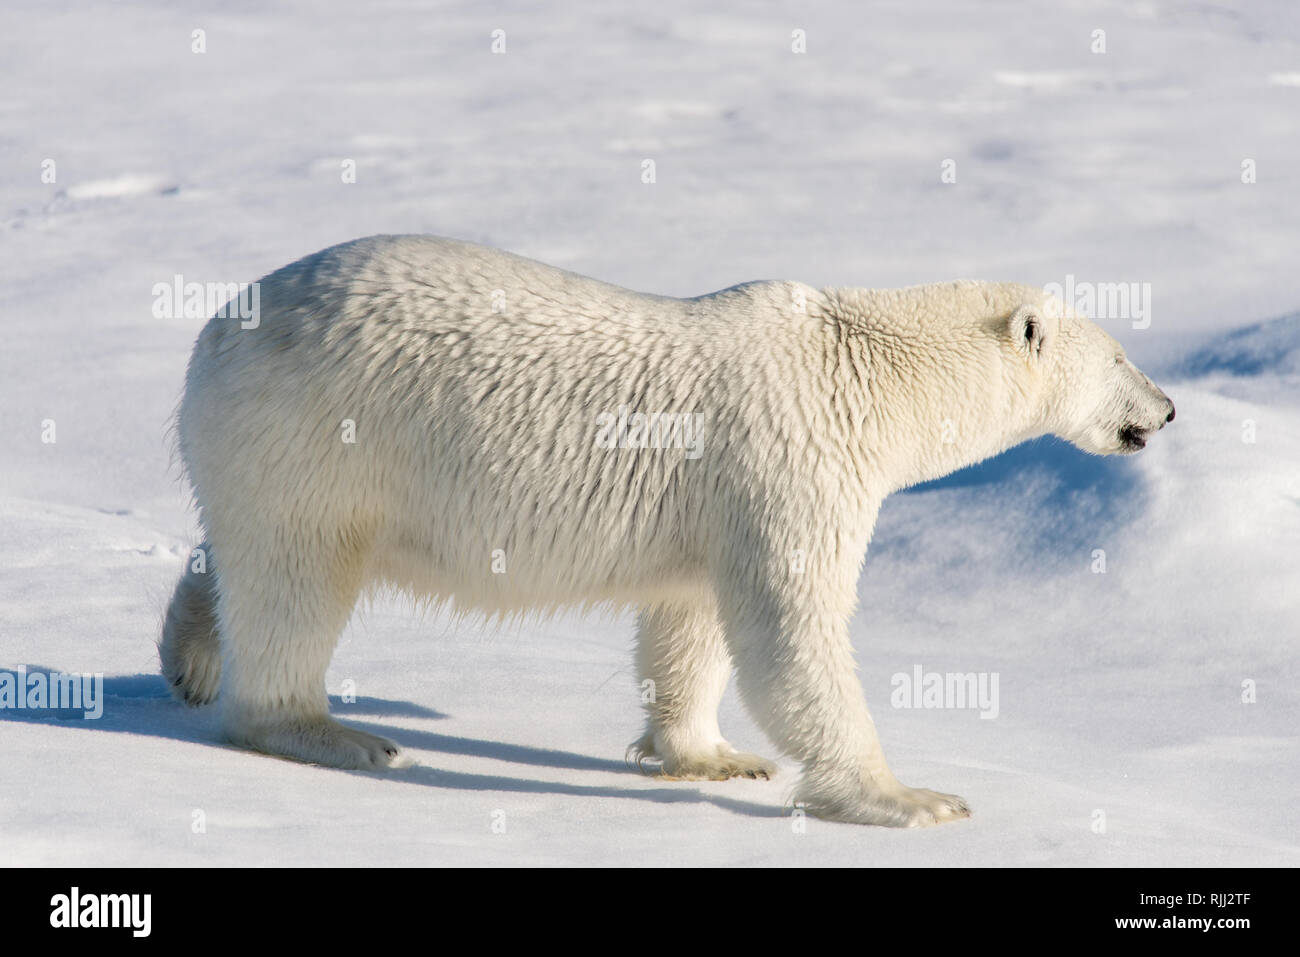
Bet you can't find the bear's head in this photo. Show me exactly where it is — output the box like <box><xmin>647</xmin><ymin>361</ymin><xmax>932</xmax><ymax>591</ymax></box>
<box><xmin>998</xmin><ymin>292</ymin><xmax>1175</xmax><ymax>456</ymax></box>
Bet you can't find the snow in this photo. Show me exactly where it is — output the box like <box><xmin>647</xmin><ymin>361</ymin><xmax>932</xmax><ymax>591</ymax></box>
<box><xmin>2</xmin><ymin>0</ymin><xmax>1297</xmax><ymax>866</ymax></box>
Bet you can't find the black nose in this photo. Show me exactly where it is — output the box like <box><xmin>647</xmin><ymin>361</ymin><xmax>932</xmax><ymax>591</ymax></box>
<box><xmin>1165</xmin><ymin>405</ymin><xmax>1176</xmax><ymax>423</ymax></box>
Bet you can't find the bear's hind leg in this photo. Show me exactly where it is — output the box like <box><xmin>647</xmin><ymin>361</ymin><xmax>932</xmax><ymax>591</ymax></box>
<box><xmin>210</xmin><ymin>523</ymin><xmax>407</xmax><ymax>771</ymax></box>
<box><xmin>629</xmin><ymin>595</ymin><xmax>776</xmax><ymax>781</ymax></box>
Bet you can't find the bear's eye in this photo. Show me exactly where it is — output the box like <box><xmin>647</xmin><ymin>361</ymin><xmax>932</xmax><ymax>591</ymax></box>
<box><xmin>1009</xmin><ymin>305</ymin><xmax>1044</xmax><ymax>356</ymax></box>
<box><xmin>1023</xmin><ymin>316</ymin><xmax>1042</xmax><ymax>353</ymax></box>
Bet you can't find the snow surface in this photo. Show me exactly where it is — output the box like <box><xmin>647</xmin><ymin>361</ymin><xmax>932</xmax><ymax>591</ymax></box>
<box><xmin>2</xmin><ymin>0</ymin><xmax>1297</xmax><ymax>866</ymax></box>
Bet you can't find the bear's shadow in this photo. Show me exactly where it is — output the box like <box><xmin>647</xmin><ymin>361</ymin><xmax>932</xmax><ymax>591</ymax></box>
<box><xmin>0</xmin><ymin>668</ymin><xmax>783</xmax><ymax>820</ymax></box>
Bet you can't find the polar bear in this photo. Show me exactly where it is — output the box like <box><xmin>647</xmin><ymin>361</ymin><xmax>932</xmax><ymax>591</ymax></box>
<box><xmin>160</xmin><ymin>235</ymin><xmax>1174</xmax><ymax>826</ymax></box>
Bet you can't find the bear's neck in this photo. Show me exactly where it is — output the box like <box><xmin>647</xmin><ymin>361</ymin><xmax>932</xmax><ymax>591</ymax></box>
<box><xmin>837</xmin><ymin>322</ymin><xmax>1040</xmax><ymax>495</ymax></box>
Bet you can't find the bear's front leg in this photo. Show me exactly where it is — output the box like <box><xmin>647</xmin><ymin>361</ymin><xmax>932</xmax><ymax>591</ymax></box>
<box><xmin>629</xmin><ymin>594</ymin><xmax>777</xmax><ymax>781</ymax></box>
<box><xmin>715</xmin><ymin>551</ymin><xmax>970</xmax><ymax>827</ymax></box>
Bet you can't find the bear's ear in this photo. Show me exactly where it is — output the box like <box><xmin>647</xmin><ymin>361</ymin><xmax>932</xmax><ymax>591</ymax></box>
<box><xmin>1008</xmin><ymin>305</ymin><xmax>1047</xmax><ymax>359</ymax></box>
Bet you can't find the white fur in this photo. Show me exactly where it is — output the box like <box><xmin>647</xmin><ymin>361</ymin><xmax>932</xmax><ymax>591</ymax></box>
<box><xmin>161</xmin><ymin>235</ymin><xmax>1174</xmax><ymax>826</ymax></box>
